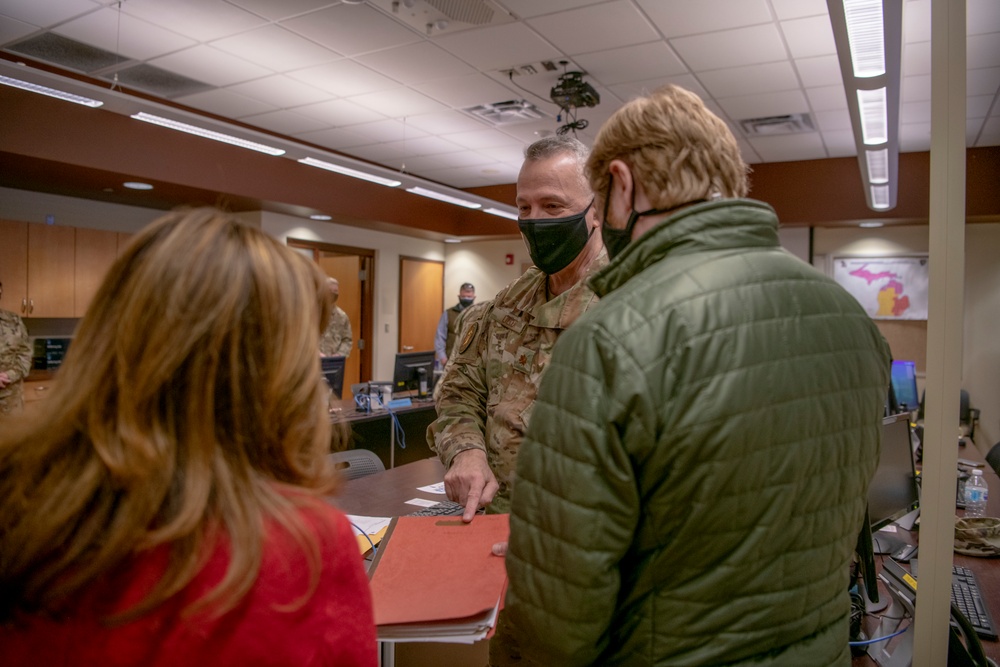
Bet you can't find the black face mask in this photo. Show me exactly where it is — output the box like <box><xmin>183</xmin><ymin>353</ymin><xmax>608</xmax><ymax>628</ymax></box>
<box><xmin>517</xmin><ymin>202</ymin><xmax>594</xmax><ymax>275</ymax></box>
<box><xmin>600</xmin><ymin>175</ymin><xmax>704</xmax><ymax>259</ymax></box>
<box><xmin>457</xmin><ymin>297</ymin><xmax>474</xmax><ymax>309</ymax></box>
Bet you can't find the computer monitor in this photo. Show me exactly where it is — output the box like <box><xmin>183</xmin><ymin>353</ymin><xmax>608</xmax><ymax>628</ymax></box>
<box><xmin>853</xmin><ymin>507</ymin><xmax>880</xmax><ymax>607</ymax></box>
<box><xmin>392</xmin><ymin>350</ymin><xmax>435</xmax><ymax>397</ymax></box>
<box><xmin>320</xmin><ymin>355</ymin><xmax>346</xmax><ymax>399</ymax></box>
<box><xmin>890</xmin><ymin>360</ymin><xmax>920</xmax><ymax>413</ymax></box>
<box><xmin>868</xmin><ymin>413</ymin><xmax>920</xmax><ymax>551</ymax></box>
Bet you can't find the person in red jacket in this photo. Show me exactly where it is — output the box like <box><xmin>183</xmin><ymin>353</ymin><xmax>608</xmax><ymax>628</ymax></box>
<box><xmin>0</xmin><ymin>208</ymin><xmax>377</xmax><ymax>667</ymax></box>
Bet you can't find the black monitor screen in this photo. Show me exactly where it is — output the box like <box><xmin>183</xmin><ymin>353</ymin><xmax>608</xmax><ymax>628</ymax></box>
<box><xmin>868</xmin><ymin>413</ymin><xmax>920</xmax><ymax>532</ymax></box>
<box><xmin>320</xmin><ymin>355</ymin><xmax>346</xmax><ymax>399</ymax></box>
<box><xmin>890</xmin><ymin>360</ymin><xmax>919</xmax><ymax>412</ymax></box>
<box><xmin>392</xmin><ymin>350</ymin><xmax>435</xmax><ymax>396</ymax></box>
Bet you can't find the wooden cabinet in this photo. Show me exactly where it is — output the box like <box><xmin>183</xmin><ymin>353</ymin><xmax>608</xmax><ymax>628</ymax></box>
<box><xmin>74</xmin><ymin>228</ymin><xmax>118</xmax><ymax>316</ymax></box>
<box><xmin>0</xmin><ymin>219</ymin><xmax>126</xmax><ymax>319</ymax></box>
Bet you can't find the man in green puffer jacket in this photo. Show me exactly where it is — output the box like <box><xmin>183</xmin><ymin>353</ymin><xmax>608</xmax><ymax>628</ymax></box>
<box><xmin>505</xmin><ymin>85</ymin><xmax>892</xmax><ymax>666</ymax></box>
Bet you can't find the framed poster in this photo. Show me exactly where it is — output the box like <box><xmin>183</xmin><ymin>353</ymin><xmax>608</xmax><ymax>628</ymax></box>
<box><xmin>832</xmin><ymin>256</ymin><xmax>929</xmax><ymax>320</ymax></box>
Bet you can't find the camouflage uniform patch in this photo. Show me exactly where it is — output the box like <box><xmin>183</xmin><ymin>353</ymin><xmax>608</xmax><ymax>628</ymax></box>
<box><xmin>427</xmin><ymin>251</ymin><xmax>608</xmax><ymax>513</ymax></box>
<box><xmin>319</xmin><ymin>305</ymin><xmax>353</xmax><ymax>358</ymax></box>
<box><xmin>0</xmin><ymin>308</ymin><xmax>32</xmax><ymax>417</ymax></box>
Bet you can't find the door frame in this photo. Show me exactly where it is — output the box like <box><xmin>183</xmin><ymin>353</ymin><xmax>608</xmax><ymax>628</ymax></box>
<box><xmin>398</xmin><ymin>256</ymin><xmax>444</xmax><ymax>353</ymax></box>
<box><xmin>287</xmin><ymin>238</ymin><xmax>375</xmax><ymax>384</ymax></box>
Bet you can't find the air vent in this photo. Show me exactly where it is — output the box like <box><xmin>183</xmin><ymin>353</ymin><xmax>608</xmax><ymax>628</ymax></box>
<box><xmin>425</xmin><ymin>0</ymin><xmax>494</xmax><ymax>24</ymax></box>
<box><xmin>369</xmin><ymin>0</ymin><xmax>514</xmax><ymax>36</ymax></box>
<box><xmin>462</xmin><ymin>100</ymin><xmax>551</xmax><ymax>126</ymax></box>
<box><xmin>739</xmin><ymin>113</ymin><xmax>815</xmax><ymax>136</ymax></box>
<box><xmin>101</xmin><ymin>64</ymin><xmax>212</xmax><ymax>99</ymax></box>
<box><xmin>6</xmin><ymin>33</ymin><xmax>123</xmax><ymax>73</ymax></box>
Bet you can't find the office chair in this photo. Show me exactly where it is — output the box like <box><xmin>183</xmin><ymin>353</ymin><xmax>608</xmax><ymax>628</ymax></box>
<box><xmin>917</xmin><ymin>389</ymin><xmax>980</xmax><ymax>443</ymax></box>
<box><xmin>986</xmin><ymin>442</ymin><xmax>1000</xmax><ymax>477</ymax></box>
<box><xmin>329</xmin><ymin>448</ymin><xmax>385</xmax><ymax>481</ymax></box>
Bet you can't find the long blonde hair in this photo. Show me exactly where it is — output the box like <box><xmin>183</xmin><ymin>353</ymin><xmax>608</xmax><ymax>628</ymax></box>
<box><xmin>0</xmin><ymin>208</ymin><xmax>338</xmax><ymax>622</ymax></box>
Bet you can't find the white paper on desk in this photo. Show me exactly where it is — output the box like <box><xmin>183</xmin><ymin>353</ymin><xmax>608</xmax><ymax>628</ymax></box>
<box><xmin>348</xmin><ymin>515</ymin><xmax>391</xmax><ymax>536</ymax></box>
<box><xmin>405</xmin><ymin>497</ymin><xmax>439</xmax><ymax>508</ymax></box>
<box><xmin>417</xmin><ymin>482</ymin><xmax>447</xmax><ymax>495</ymax></box>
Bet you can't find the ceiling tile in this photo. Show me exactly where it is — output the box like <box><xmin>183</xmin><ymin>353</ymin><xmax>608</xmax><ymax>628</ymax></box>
<box><xmin>53</xmin><ymin>7</ymin><xmax>195</xmax><ymax>61</ymax></box>
<box><xmin>175</xmin><ymin>88</ymin><xmax>277</xmax><ymax>118</ymax></box>
<box><xmin>291</xmin><ymin>98</ymin><xmax>387</xmax><ymax>126</ymax></box>
<box><xmin>901</xmin><ymin>74</ymin><xmax>930</xmax><ymax>103</ymax></box>
<box><xmin>820</xmin><ymin>130</ymin><xmax>858</xmax><ymax>158</ymax></box>
<box><xmin>975</xmin><ymin>117</ymin><xmax>1000</xmax><ymax>146</ymax></box>
<box><xmin>967</xmin><ymin>0</ymin><xmax>1000</xmax><ymax>37</ymax></box>
<box><xmin>212</xmin><ymin>25</ymin><xmax>339</xmax><ymax>71</ymax></box>
<box><xmin>403</xmin><ymin>110</ymin><xmax>489</xmax><ymax>134</ymax></box>
<box><xmin>793</xmin><ymin>55</ymin><xmax>842</xmax><ymax>88</ymax></box>
<box><xmin>780</xmin><ymin>15</ymin><xmax>836</xmax><ymax>59</ymax></box>
<box><xmin>227</xmin><ymin>0</ymin><xmax>339</xmax><ymax>22</ymax></box>
<box><xmin>608</xmin><ymin>74</ymin><xmax>710</xmax><ymax>105</ymax></box>
<box><xmin>494</xmin><ymin>0</ymin><xmax>605</xmax><ymax>20</ymax></box>
<box><xmin>357</xmin><ymin>42</ymin><xmax>475</xmax><ymax>84</ymax></box>
<box><xmin>376</xmin><ymin>134</ymin><xmax>464</xmax><ymax>157</ymax></box>
<box><xmin>338</xmin><ymin>118</ymin><xmax>428</xmax><ymax>143</ymax></box>
<box><xmin>967</xmin><ymin>118</ymin><xmax>986</xmax><ymax>144</ymax></box>
<box><xmin>434</xmin><ymin>22</ymin><xmax>561</xmax><ymax>71</ymax></box>
<box><xmin>227</xmin><ymin>74</ymin><xmax>330</xmax><ymax>107</ymax></box>
<box><xmin>573</xmin><ymin>42</ymin><xmax>687</xmax><ymax>86</ymax></box>
<box><xmin>413</xmin><ymin>73</ymin><xmax>521</xmax><ymax>108</ymax></box>
<box><xmin>747</xmin><ymin>132</ymin><xmax>827</xmax><ymax>161</ymax></box>
<box><xmin>0</xmin><ymin>15</ymin><xmax>41</xmax><ymax>44</ymax></box>
<box><xmin>699</xmin><ymin>62</ymin><xmax>800</xmax><ymax>99</ymax></box>
<box><xmin>968</xmin><ymin>67</ymin><xmax>1000</xmax><ymax>97</ymax></box>
<box><xmin>771</xmin><ymin>0</ymin><xmax>828</xmax><ymax>21</ymax></box>
<box><xmin>151</xmin><ymin>45</ymin><xmax>272</xmax><ymax>87</ymax></box>
<box><xmin>735</xmin><ymin>138</ymin><xmax>761</xmax><ymax>164</ymax></box>
<box><xmin>241</xmin><ymin>108</ymin><xmax>329</xmax><ymax>135</ymax></box>
<box><xmin>813</xmin><ymin>108</ymin><xmax>852</xmax><ymax>131</ymax></box>
<box><xmin>903</xmin><ymin>0</ymin><xmax>930</xmax><ymax>44</ymax></box>
<box><xmin>528</xmin><ymin>1</ymin><xmax>659</xmax><ymax>56</ymax></box>
<box><xmin>637</xmin><ymin>0</ymin><xmax>771</xmax><ymax>38</ymax></box>
<box><xmin>805</xmin><ymin>84</ymin><xmax>846</xmax><ymax>111</ymax></box>
<box><xmin>900</xmin><ymin>100</ymin><xmax>931</xmax><ymax>125</ymax></box>
<box><xmin>717</xmin><ymin>89</ymin><xmax>810</xmax><ymax>121</ymax></box>
<box><xmin>968</xmin><ymin>32</ymin><xmax>1000</xmax><ymax>71</ymax></box>
<box><xmin>899</xmin><ymin>122</ymin><xmax>931</xmax><ymax>152</ymax></box>
<box><xmin>0</xmin><ymin>0</ymin><xmax>98</xmax><ymax>28</ymax></box>
<box><xmin>294</xmin><ymin>126</ymin><xmax>370</xmax><ymax>149</ymax></box>
<box><xmin>122</xmin><ymin>0</ymin><xmax>266</xmax><ymax>42</ymax></box>
<box><xmin>348</xmin><ymin>86</ymin><xmax>450</xmax><ymax>117</ymax></box>
<box><xmin>671</xmin><ymin>24</ymin><xmax>787</xmax><ymax>72</ymax></box>
<box><xmin>902</xmin><ymin>41</ymin><xmax>931</xmax><ymax>77</ymax></box>
<box><xmin>281</xmin><ymin>4</ymin><xmax>420</xmax><ymax>57</ymax></box>
<box><xmin>288</xmin><ymin>60</ymin><xmax>398</xmax><ymax>96</ymax></box>
<box><xmin>968</xmin><ymin>94</ymin><xmax>995</xmax><ymax>119</ymax></box>
<box><xmin>440</xmin><ymin>128</ymin><xmax>525</xmax><ymax>150</ymax></box>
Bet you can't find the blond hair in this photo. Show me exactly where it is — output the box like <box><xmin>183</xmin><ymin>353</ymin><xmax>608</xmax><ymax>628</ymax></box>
<box><xmin>587</xmin><ymin>85</ymin><xmax>749</xmax><ymax>211</ymax></box>
<box><xmin>0</xmin><ymin>208</ymin><xmax>339</xmax><ymax>622</ymax></box>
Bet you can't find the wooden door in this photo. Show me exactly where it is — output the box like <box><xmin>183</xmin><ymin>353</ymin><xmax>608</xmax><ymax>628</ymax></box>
<box><xmin>27</xmin><ymin>223</ymin><xmax>75</xmax><ymax>317</ymax></box>
<box><xmin>398</xmin><ymin>257</ymin><xmax>443</xmax><ymax>353</ymax></box>
<box><xmin>74</xmin><ymin>228</ymin><xmax>118</xmax><ymax>316</ymax></box>
<box><xmin>0</xmin><ymin>219</ymin><xmax>29</xmax><ymax>316</ymax></box>
<box><xmin>318</xmin><ymin>254</ymin><xmax>362</xmax><ymax>394</ymax></box>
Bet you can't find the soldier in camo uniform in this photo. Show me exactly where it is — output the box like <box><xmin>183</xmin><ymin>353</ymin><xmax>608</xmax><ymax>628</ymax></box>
<box><xmin>0</xmin><ymin>281</ymin><xmax>33</xmax><ymax>417</ymax></box>
<box><xmin>427</xmin><ymin>136</ymin><xmax>608</xmax><ymax>521</ymax></box>
<box><xmin>318</xmin><ymin>277</ymin><xmax>353</xmax><ymax>358</ymax></box>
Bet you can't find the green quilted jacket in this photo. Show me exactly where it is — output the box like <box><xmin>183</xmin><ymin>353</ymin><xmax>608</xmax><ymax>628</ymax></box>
<box><xmin>506</xmin><ymin>199</ymin><xmax>891</xmax><ymax>666</ymax></box>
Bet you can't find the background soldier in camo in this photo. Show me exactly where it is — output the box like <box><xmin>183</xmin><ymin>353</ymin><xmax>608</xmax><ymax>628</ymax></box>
<box><xmin>318</xmin><ymin>277</ymin><xmax>353</xmax><ymax>358</ymax></box>
<box><xmin>0</xmin><ymin>281</ymin><xmax>33</xmax><ymax>417</ymax></box>
<box><xmin>427</xmin><ymin>136</ymin><xmax>608</xmax><ymax>522</ymax></box>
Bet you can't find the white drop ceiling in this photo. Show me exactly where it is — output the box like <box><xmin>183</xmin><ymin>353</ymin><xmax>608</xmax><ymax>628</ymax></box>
<box><xmin>0</xmin><ymin>0</ymin><xmax>998</xmax><ymax>191</ymax></box>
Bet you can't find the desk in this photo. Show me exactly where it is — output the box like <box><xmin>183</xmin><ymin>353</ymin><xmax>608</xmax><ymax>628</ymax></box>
<box><xmin>330</xmin><ymin>398</ymin><xmax>437</xmax><ymax>470</ymax></box>
<box><xmin>333</xmin><ymin>458</ymin><xmax>490</xmax><ymax>667</ymax></box>
<box><xmin>853</xmin><ymin>456</ymin><xmax>1000</xmax><ymax>665</ymax></box>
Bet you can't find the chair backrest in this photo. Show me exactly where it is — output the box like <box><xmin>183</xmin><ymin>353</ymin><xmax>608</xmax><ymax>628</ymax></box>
<box><xmin>986</xmin><ymin>442</ymin><xmax>1000</xmax><ymax>477</ymax></box>
<box><xmin>329</xmin><ymin>448</ymin><xmax>385</xmax><ymax>481</ymax></box>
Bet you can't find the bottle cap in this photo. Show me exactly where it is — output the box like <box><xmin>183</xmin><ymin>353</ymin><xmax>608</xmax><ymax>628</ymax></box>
<box><xmin>971</xmin><ymin>468</ymin><xmax>983</xmax><ymax>476</ymax></box>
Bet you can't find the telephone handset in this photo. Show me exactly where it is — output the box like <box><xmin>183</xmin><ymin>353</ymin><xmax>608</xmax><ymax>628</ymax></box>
<box><xmin>880</xmin><ymin>558</ymin><xmax>990</xmax><ymax>667</ymax></box>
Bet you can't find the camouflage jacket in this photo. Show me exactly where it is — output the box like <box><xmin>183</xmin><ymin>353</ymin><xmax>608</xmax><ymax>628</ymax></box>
<box><xmin>0</xmin><ymin>308</ymin><xmax>32</xmax><ymax>415</ymax></box>
<box><xmin>427</xmin><ymin>251</ymin><xmax>608</xmax><ymax>513</ymax></box>
<box><xmin>319</xmin><ymin>306</ymin><xmax>353</xmax><ymax>358</ymax></box>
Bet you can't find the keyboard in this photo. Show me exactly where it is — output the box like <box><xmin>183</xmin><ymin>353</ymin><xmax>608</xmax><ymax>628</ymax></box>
<box><xmin>408</xmin><ymin>499</ymin><xmax>466</xmax><ymax>517</ymax></box>
<box><xmin>952</xmin><ymin>564</ymin><xmax>999</xmax><ymax>641</ymax></box>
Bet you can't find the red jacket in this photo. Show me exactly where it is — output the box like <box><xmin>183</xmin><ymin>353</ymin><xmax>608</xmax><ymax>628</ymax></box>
<box><xmin>2</xmin><ymin>501</ymin><xmax>377</xmax><ymax>667</ymax></box>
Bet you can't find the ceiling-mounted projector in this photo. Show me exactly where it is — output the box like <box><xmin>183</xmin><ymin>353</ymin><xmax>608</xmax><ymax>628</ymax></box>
<box><xmin>550</xmin><ymin>71</ymin><xmax>600</xmax><ymax>109</ymax></box>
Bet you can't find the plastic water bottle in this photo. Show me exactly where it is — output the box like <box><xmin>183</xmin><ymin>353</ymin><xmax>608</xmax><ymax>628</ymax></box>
<box><xmin>964</xmin><ymin>469</ymin><xmax>989</xmax><ymax>518</ymax></box>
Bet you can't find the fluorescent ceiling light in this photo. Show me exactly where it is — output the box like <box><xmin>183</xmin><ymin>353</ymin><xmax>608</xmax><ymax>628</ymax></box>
<box><xmin>0</xmin><ymin>74</ymin><xmax>103</xmax><ymax>107</ymax></box>
<box><xmin>865</xmin><ymin>149</ymin><xmax>889</xmax><ymax>184</ymax></box>
<box><xmin>484</xmin><ymin>207</ymin><xmax>518</xmax><ymax>220</ymax></box>
<box><xmin>843</xmin><ymin>0</ymin><xmax>886</xmax><ymax>77</ymax></box>
<box><xmin>443</xmin><ymin>238</ymin><xmax>462</xmax><ymax>243</ymax></box>
<box><xmin>859</xmin><ymin>221</ymin><xmax>884</xmax><ymax>228</ymax></box>
<box><xmin>870</xmin><ymin>185</ymin><xmax>890</xmax><ymax>209</ymax></box>
<box><xmin>856</xmin><ymin>87</ymin><xmax>887</xmax><ymax>145</ymax></box>
<box><xmin>406</xmin><ymin>186</ymin><xmax>482</xmax><ymax>209</ymax></box>
<box><xmin>298</xmin><ymin>157</ymin><xmax>401</xmax><ymax>187</ymax></box>
<box><xmin>131</xmin><ymin>112</ymin><xmax>285</xmax><ymax>156</ymax></box>
<box><xmin>310</xmin><ymin>214</ymin><xmax>332</xmax><ymax>221</ymax></box>
<box><xmin>123</xmin><ymin>181</ymin><xmax>153</xmax><ymax>190</ymax></box>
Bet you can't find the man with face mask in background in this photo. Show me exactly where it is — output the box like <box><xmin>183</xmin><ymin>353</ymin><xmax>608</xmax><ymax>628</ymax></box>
<box><xmin>427</xmin><ymin>136</ymin><xmax>607</xmax><ymax>521</ymax></box>
<box><xmin>434</xmin><ymin>282</ymin><xmax>476</xmax><ymax>367</ymax></box>
<box><xmin>318</xmin><ymin>277</ymin><xmax>353</xmax><ymax>358</ymax></box>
